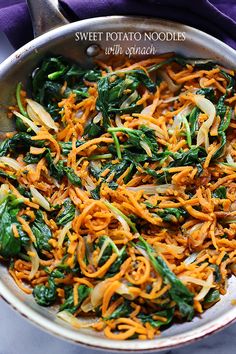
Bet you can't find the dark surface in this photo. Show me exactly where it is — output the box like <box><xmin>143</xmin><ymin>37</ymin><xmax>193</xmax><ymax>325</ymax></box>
<box><xmin>0</xmin><ymin>0</ymin><xmax>235</xmax><ymax>49</ymax></box>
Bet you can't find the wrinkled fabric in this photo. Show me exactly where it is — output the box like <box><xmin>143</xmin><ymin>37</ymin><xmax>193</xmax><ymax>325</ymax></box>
<box><xmin>0</xmin><ymin>0</ymin><xmax>235</xmax><ymax>49</ymax></box>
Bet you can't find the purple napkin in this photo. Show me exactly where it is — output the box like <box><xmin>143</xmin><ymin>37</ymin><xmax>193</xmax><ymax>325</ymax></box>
<box><xmin>0</xmin><ymin>0</ymin><xmax>236</xmax><ymax>50</ymax></box>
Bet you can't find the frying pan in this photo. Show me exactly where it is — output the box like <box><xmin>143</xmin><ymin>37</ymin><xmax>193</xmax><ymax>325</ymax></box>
<box><xmin>0</xmin><ymin>0</ymin><xmax>236</xmax><ymax>351</ymax></box>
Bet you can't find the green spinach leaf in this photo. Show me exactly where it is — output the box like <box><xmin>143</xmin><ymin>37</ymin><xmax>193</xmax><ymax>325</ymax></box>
<box><xmin>204</xmin><ymin>289</ymin><xmax>220</xmax><ymax>304</ymax></box>
<box><xmin>59</xmin><ymin>285</ymin><xmax>91</xmax><ymax>313</ymax></box>
<box><xmin>156</xmin><ymin>207</ymin><xmax>187</xmax><ymax>223</ymax></box>
<box><xmin>56</xmin><ymin>198</ymin><xmax>75</xmax><ymax>226</ymax></box>
<box><xmin>96</xmin><ymin>70</ymin><xmax>156</xmax><ymax>128</ymax></box>
<box><xmin>212</xmin><ymin>186</ymin><xmax>227</xmax><ymax>199</ymax></box>
<box><xmin>0</xmin><ymin>195</ymin><xmax>24</xmax><ymax>258</ymax></box>
<box><xmin>105</xmin><ymin>300</ymin><xmax>133</xmax><ymax>320</ymax></box>
<box><xmin>31</xmin><ymin>210</ymin><xmax>52</xmax><ymax>252</ymax></box>
<box><xmin>33</xmin><ymin>278</ymin><xmax>57</xmax><ymax>306</ymax></box>
<box><xmin>138</xmin><ymin>308</ymin><xmax>174</xmax><ymax>328</ymax></box>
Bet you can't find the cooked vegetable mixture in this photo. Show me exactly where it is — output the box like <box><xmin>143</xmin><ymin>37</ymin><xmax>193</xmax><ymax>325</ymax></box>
<box><xmin>0</xmin><ymin>53</ymin><xmax>236</xmax><ymax>340</ymax></box>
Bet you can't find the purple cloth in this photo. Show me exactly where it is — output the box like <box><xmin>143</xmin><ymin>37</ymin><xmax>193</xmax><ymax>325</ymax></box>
<box><xmin>0</xmin><ymin>0</ymin><xmax>236</xmax><ymax>50</ymax></box>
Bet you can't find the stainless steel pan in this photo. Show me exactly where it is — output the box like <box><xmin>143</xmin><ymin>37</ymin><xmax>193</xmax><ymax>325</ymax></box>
<box><xmin>0</xmin><ymin>0</ymin><xmax>236</xmax><ymax>351</ymax></box>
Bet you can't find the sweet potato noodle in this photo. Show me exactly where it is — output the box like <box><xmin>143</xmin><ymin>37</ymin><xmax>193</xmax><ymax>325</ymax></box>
<box><xmin>0</xmin><ymin>53</ymin><xmax>236</xmax><ymax>340</ymax></box>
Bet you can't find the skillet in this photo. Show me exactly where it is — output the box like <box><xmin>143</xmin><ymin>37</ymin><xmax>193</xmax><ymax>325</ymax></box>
<box><xmin>0</xmin><ymin>0</ymin><xmax>236</xmax><ymax>351</ymax></box>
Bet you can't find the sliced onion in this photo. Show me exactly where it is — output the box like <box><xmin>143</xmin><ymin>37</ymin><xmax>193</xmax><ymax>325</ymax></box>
<box><xmin>111</xmin><ymin>208</ymin><xmax>130</xmax><ymax>232</ymax></box>
<box><xmin>0</xmin><ymin>184</ymin><xmax>10</xmax><ymax>203</ymax></box>
<box><xmin>0</xmin><ymin>156</ymin><xmax>22</xmax><ymax>170</ymax></box>
<box><xmin>83</xmin><ymin>184</ymin><xmax>93</xmax><ymax>193</ymax></box>
<box><xmin>30</xmin><ymin>186</ymin><xmax>51</xmax><ymax>211</ymax></box>
<box><xmin>75</xmin><ymin>109</ymin><xmax>83</xmax><ymax>118</ymax></box>
<box><xmin>140</xmin><ymin>141</ymin><xmax>152</xmax><ymax>157</ymax></box>
<box><xmin>116</xmin><ymin>283</ymin><xmax>137</xmax><ymax>300</ymax></box>
<box><xmin>136</xmin><ymin>246</ymin><xmax>149</xmax><ymax>259</ymax></box>
<box><xmin>219</xmin><ymin>154</ymin><xmax>236</xmax><ymax>171</ymax></box>
<box><xmin>81</xmin><ymin>296</ymin><xmax>94</xmax><ymax>313</ymax></box>
<box><xmin>219</xmin><ymin>216</ymin><xmax>236</xmax><ymax>224</ymax></box>
<box><xmin>141</xmin><ymin>98</ymin><xmax>162</xmax><ymax>116</ymax></box>
<box><xmin>120</xmin><ymin>90</ymin><xmax>138</xmax><ymax>109</ymax></box>
<box><xmin>28</xmin><ymin>243</ymin><xmax>40</xmax><ymax>280</ymax></box>
<box><xmin>199</xmin><ymin>77</ymin><xmax>212</xmax><ymax>89</ymax></box>
<box><xmin>93</xmin><ymin>112</ymin><xmax>102</xmax><ymax>124</ymax></box>
<box><xmin>96</xmin><ymin>236</ymin><xmax>120</xmax><ymax>265</ymax></box>
<box><xmin>163</xmin><ymin>96</ymin><xmax>179</xmax><ymax>103</ymax></box>
<box><xmin>195</xmin><ymin>273</ymin><xmax>214</xmax><ymax>301</ymax></box>
<box><xmin>145</xmin><ymin>124</ymin><xmax>165</xmax><ymax>139</ymax></box>
<box><xmin>27</xmin><ymin>105</ymin><xmax>42</xmax><ymax>124</ymax></box>
<box><xmin>194</xmin><ymin>95</ymin><xmax>216</xmax><ymax>149</ymax></box>
<box><xmin>13</xmin><ymin>111</ymin><xmax>40</xmax><ymax>134</ymax></box>
<box><xmin>135</xmin><ymin>115</ymin><xmax>166</xmax><ymax>139</ymax></box>
<box><xmin>226</xmin><ymin>154</ymin><xmax>236</xmax><ymax>168</ymax></box>
<box><xmin>155</xmin><ymin>244</ymin><xmax>184</xmax><ymax>255</ymax></box>
<box><xmin>83</xmin><ymin>175</ymin><xmax>96</xmax><ymax>193</ymax></box>
<box><xmin>159</xmin><ymin>70</ymin><xmax>181</xmax><ymax>93</ymax></box>
<box><xmin>188</xmin><ymin>58</ymin><xmax>215</xmax><ymax>66</ymax></box>
<box><xmin>184</xmin><ymin>252</ymin><xmax>199</xmax><ymax>265</ymax></box>
<box><xmin>89</xmin><ymin>160</ymin><xmax>101</xmax><ymax>170</ymax></box>
<box><xmin>179</xmin><ymin>275</ymin><xmax>214</xmax><ymax>289</ymax></box>
<box><xmin>141</xmin><ymin>104</ymin><xmax>153</xmax><ymax>116</ymax></box>
<box><xmin>115</xmin><ymin>115</ymin><xmax>123</xmax><ymax>127</ymax></box>
<box><xmin>57</xmin><ymin>221</ymin><xmax>72</xmax><ymax>248</ymax></box>
<box><xmin>29</xmin><ymin>146</ymin><xmax>46</xmax><ymax>155</ymax></box>
<box><xmin>91</xmin><ymin>279</ymin><xmax>112</xmax><ymax>307</ymax></box>
<box><xmin>187</xmin><ymin>222</ymin><xmax>203</xmax><ymax>235</ymax></box>
<box><xmin>84</xmin><ymin>235</ymin><xmax>95</xmax><ymax>266</ymax></box>
<box><xmin>57</xmin><ymin>311</ymin><xmax>98</xmax><ymax>328</ymax></box>
<box><xmin>172</xmin><ymin>106</ymin><xmax>192</xmax><ymax>131</ymax></box>
<box><xmin>26</xmin><ymin>99</ymin><xmax>58</xmax><ymax>132</ymax></box>
<box><xmin>171</xmin><ymin>245</ymin><xmax>184</xmax><ymax>254</ymax></box>
<box><xmin>25</xmin><ymin>164</ymin><xmax>37</xmax><ymax>173</ymax></box>
<box><xmin>127</xmin><ymin>184</ymin><xmax>175</xmax><ymax>195</ymax></box>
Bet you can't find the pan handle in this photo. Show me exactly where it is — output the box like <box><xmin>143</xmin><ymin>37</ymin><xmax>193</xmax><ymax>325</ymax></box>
<box><xmin>27</xmin><ymin>0</ymin><xmax>69</xmax><ymax>38</ymax></box>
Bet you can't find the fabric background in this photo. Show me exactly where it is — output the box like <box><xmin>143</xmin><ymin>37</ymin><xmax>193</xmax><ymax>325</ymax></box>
<box><xmin>0</xmin><ymin>0</ymin><xmax>235</xmax><ymax>50</ymax></box>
